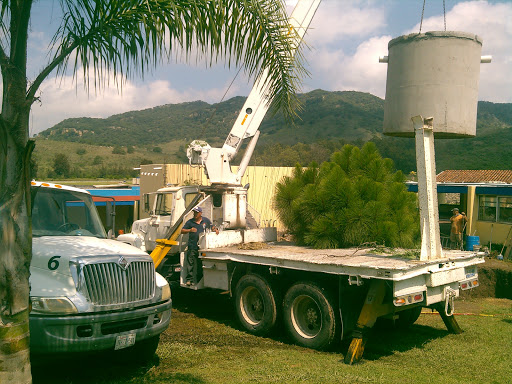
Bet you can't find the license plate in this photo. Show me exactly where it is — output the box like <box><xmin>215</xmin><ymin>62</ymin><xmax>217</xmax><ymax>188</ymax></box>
<box><xmin>115</xmin><ymin>333</ymin><xmax>136</xmax><ymax>350</ymax></box>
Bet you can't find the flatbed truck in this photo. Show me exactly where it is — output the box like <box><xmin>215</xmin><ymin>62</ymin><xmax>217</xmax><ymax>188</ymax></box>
<box><xmin>120</xmin><ymin>0</ymin><xmax>486</xmax><ymax>364</ymax></box>
<box><xmin>164</xmin><ymin>228</ymin><xmax>484</xmax><ymax>363</ymax></box>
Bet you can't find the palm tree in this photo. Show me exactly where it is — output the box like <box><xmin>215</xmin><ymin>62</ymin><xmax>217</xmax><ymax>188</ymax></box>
<box><xmin>0</xmin><ymin>1</ymin><xmax>306</xmax><ymax>382</ymax></box>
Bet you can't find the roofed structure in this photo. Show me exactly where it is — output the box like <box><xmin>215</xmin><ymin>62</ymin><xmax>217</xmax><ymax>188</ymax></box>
<box><xmin>437</xmin><ymin>170</ymin><xmax>512</xmax><ymax>184</ymax></box>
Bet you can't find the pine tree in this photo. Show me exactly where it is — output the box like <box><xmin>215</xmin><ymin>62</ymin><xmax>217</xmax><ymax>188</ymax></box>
<box><xmin>274</xmin><ymin>142</ymin><xmax>420</xmax><ymax>249</ymax></box>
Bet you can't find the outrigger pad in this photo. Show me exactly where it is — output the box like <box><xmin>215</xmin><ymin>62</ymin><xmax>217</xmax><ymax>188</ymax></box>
<box><xmin>433</xmin><ymin>303</ymin><xmax>463</xmax><ymax>334</ymax></box>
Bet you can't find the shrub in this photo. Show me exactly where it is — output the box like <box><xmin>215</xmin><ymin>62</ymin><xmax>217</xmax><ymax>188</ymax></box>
<box><xmin>93</xmin><ymin>155</ymin><xmax>103</xmax><ymax>165</ymax></box>
<box><xmin>274</xmin><ymin>142</ymin><xmax>420</xmax><ymax>249</ymax></box>
<box><xmin>112</xmin><ymin>146</ymin><xmax>126</xmax><ymax>155</ymax></box>
<box><xmin>52</xmin><ymin>153</ymin><xmax>71</xmax><ymax>178</ymax></box>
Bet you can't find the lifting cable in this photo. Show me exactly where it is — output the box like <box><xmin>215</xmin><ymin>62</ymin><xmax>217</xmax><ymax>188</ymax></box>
<box><xmin>199</xmin><ymin>65</ymin><xmax>244</xmax><ymax>139</ymax></box>
<box><xmin>419</xmin><ymin>0</ymin><xmax>447</xmax><ymax>33</ymax></box>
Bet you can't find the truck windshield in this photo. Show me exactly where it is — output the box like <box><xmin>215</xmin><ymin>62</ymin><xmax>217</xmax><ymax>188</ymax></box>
<box><xmin>32</xmin><ymin>187</ymin><xmax>106</xmax><ymax>238</ymax></box>
<box><xmin>154</xmin><ymin>193</ymin><xmax>173</xmax><ymax>215</ymax></box>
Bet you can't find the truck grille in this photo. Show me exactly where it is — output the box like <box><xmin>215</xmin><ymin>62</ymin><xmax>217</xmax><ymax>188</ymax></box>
<box><xmin>82</xmin><ymin>261</ymin><xmax>155</xmax><ymax>305</ymax></box>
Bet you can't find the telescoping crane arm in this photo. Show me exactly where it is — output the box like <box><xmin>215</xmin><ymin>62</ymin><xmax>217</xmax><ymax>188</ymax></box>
<box><xmin>187</xmin><ymin>0</ymin><xmax>321</xmax><ymax>185</ymax></box>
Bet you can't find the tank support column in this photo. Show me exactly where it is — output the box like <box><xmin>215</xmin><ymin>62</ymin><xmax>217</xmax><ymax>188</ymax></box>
<box><xmin>413</xmin><ymin>116</ymin><xmax>444</xmax><ymax>261</ymax></box>
<box><xmin>344</xmin><ymin>280</ymin><xmax>393</xmax><ymax>364</ymax></box>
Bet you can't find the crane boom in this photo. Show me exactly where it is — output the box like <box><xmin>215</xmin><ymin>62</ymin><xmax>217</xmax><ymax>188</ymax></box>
<box><xmin>188</xmin><ymin>0</ymin><xmax>321</xmax><ymax>185</ymax></box>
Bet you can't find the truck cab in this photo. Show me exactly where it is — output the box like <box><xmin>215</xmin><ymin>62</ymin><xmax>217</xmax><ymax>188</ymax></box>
<box><xmin>118</xmin><ymin>184</ymin><xmax>250</xmax><ymax>253</ymax></box>
<box><xmin>30</xmin><ymin>181</ymin><xmax>172</xmax><ymax>357</ymax></box>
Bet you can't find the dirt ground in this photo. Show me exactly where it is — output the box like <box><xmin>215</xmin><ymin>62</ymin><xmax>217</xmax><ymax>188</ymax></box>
<box><xmin>460</xmin><ymin>257</ymin><xmax>512</xmax><ymax>300</ymax></box>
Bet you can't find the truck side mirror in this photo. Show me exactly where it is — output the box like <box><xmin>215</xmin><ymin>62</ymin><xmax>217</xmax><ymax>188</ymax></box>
<box><xmin>105</xmin><ymin>199</ymin><xmax>116</xmax><ymax>237</ymax></box>
<box><xmin>106</xmin><ymin>201</ymin><xmax>113</xmax><ymax>228</ymax></box>
<box><xmin>144</xmin><ymin>194</ymin><xmax>150</xmax><ymax>213</ymax></box>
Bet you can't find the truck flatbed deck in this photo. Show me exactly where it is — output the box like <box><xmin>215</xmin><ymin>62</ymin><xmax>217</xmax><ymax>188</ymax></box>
<box><xmin>201</xmin><ymin>243</ymin><xmax>485</xmax><ymax>281</ymax></box>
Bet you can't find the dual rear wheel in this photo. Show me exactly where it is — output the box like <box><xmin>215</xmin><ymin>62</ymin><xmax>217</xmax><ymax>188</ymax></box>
<box><xmin>283</xmin><ymin>282</ymin><xmax>339</xmax><ymax>350</ymax></box>
<box><xmin>234</xmin><ymin>276</ymin><xmax>339</xmax><ymax>350</ymax></box>
<box><xmin>234</xmin><ymin>274</ymin><xmax>279</xmax><ymax>336</ymax></box>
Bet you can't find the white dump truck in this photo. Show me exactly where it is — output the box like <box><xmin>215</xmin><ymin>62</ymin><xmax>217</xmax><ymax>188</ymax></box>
<box><xmin>29</xmin><ymin>181</ymin><xmax>172</xmax><ymax>358</ymax></box>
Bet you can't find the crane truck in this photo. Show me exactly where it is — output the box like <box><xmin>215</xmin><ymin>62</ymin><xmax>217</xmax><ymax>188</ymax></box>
<box><xmin>118</xmin><ymin>0</ymin><xmax>485</xmax><ymax>364</ymax></box>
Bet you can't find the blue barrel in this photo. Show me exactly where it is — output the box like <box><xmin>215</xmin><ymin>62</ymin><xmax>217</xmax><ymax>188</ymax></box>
<box><xmin>466</xmin><ymin>236</ymin><xmax>480</xmax><ymax>251</ymax></box>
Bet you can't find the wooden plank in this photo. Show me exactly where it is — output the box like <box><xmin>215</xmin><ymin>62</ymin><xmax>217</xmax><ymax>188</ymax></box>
<box><xmin>503</xmin><ymin>227</ymin><xmax>512</xmax><ymax>259</ymax></box>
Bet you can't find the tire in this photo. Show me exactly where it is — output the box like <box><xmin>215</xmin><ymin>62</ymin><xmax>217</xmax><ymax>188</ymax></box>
<box><xmin>395</xmin><ymin>306</ymin><xmax>422</xmax><ymax>328</ymax></box>
<box><xmin>283</xmin><ymin>282</ymin><xmax>339</xmax><ymax>350</ymax></box>
<box><xmin>234</xmin><ymin>274</ymin><xmax>279</xmax><ymax>336</ymax></box>
<box><xmin>377</xmin><ymin>306</ymin><xmax>423</xmax><ymax>329</ymax></box>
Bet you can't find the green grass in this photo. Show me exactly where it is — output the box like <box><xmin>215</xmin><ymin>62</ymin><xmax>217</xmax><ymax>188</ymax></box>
<box><xmin>31</xmin><ymin>293</ymin><xmax>512</xmax><ymax>384</ymax></box>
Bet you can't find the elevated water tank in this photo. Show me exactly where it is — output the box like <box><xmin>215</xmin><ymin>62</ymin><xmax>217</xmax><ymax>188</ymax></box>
<box><xmin>383</xmin><ymin>31</ymin><xmax>483</xmax><ymax>138</ymax></box>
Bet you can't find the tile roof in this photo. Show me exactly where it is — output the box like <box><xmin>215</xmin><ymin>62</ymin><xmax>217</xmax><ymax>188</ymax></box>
<box><xmin>437</xmin><ymin>170</ymin><xmax>512</xmax><ymax>184</ymax></box>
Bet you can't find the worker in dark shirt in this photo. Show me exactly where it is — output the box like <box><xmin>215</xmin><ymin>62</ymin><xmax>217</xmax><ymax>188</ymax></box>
<box><xmin>181</xmin><ymin>206</ymin><xmax>218</xmax><ymax>286</ymax></box>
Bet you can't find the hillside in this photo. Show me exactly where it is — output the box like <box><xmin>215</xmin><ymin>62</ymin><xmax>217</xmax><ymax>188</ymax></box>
<box><xmin>34</xmin><ymin>90</ymin><xmax>512</xmax><ymax>177</ymax></box>
<box><xmin>36</xmin><ymin>90</ymin><xmax>385</xmax><ymax>147</ymax></box>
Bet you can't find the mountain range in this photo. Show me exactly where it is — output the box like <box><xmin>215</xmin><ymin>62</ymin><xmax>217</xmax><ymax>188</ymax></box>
<box><xmin>36</xmin><ymin>89</ymin><xmax>512</xmax><ymax>173</ymax></box>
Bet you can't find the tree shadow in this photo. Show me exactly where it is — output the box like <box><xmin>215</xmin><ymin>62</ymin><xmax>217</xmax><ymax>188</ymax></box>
<box><xmin>172</xmin><ymin>287</ymin><xmax>238</xmax><ymax>327</ymax></box>
<box><xmin>356</xmin><ymin>324</ymin><xmax>449</xmax><ymax>361</ymax></box>
<box><xmin>31</xmin><ymin>351</ymin><xmax>200</xmax><ymax>384</ymax></box>
<box><xmin>31</xmin><ymin>351</ymin><xmax>151</xmax><ymax>383</ymax></box>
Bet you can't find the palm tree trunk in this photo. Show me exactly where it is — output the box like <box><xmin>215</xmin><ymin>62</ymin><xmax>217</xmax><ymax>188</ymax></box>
<box><xmin>0</xmin><ymin>120</ymin><xmax>34</xmax><ymax>383</ymax></box>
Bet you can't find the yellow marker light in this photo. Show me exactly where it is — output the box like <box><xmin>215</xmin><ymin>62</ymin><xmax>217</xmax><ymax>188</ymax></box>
<box><xmin>394</xmin><ymin>298</ymin><xmax>406</xmax><ymax>306</ymax></box>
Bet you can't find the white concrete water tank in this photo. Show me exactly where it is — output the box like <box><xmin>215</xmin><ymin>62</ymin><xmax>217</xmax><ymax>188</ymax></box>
<box><xmin>382</xmin><ymin>31</ymin><xmax>483</xmax><ymax>138</ymax></box>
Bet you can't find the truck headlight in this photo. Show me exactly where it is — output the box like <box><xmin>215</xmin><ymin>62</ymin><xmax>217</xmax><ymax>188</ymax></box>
<box><xmin>155</xmin><ymin>273</ymin><xmax>171</xmax><ymax>301</ymax></box>
<box><xmin>161</xmin><ymin>284</ymin><xmax>171</xmax><ymax>301</ymax></box>
<box><xmin>30</xmin><ymin>296</ymin><xmax>78</xmax><ymax>314</ymax></box>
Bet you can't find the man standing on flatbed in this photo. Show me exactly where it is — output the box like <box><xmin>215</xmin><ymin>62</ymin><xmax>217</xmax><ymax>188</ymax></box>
<box><xmin>450</xmin><ymin>208</ymin><xmax>467</xmax><ymax>250</ymax></box>
<box><xmin>181</xmin><ymin>206</ymin><xmax>218</xmax><ymax>286</ymax></box>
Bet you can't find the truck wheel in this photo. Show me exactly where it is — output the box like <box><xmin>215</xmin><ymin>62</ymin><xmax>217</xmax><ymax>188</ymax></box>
<box><xmin>283</xmin><ymin>282</ymin><xmax>339</xmax><ymax>350</ymax></box>
<box><xmin>396</xmin><ymin>306</ymin><xmax>422</xmax><ymax>328</ymax></box>
<box><xmin>234</xmin><ymin>274</ymin><xmax>279</xmax><ymax>336</ymax></box>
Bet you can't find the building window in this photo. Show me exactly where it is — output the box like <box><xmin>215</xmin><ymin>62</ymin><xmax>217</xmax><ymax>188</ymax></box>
<box><xmin>499</xmin><ymin>197</ymin><xmax>512</xmax><ymax>223</ymax></box>
<box><xmin>478</xmin><ymin>195</ymin><xmax>497</xmax><ymax>222</ymax></box>
<box><xmin>478</xmin><ymin>195</ymin><xmax>512</xmax><ymax>223</ymax></box>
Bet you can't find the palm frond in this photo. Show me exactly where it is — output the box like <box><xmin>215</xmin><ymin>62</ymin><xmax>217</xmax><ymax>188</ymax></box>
<box><xmin>45</xmin><ymin>0</ymin><xmax>306</xmax><ymax>121</ymax></box>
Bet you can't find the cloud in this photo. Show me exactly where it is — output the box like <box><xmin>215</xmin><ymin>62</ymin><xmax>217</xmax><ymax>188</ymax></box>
<box><xmin>30</xmin><ymin>71</ymin><xmax>243</xmax><ymax>135</ymax></box>
<box><xmin>29</xmin><ymin>1</ymin><xmax>511</xmax><ymax>136</ymax></box>
<box><xmin>405</xmin><ymin>0</ymin><xmax>512</xmax><ymax>102</ymax></box>
<box><xmin>305</xmin><ymin>1</ymin><xmax>386</xmax><ymax>44</ymax></box>
<box><xmin>303</xmin><ymin>0</ymin><xmax>511</xmax><ymax>103</ymax></box>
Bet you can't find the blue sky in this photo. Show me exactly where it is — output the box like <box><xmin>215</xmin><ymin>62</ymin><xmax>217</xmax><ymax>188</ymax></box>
<box><xmin>27</xmin><ymin>0</ymin><xmax>512</xmax><ymax>136</ymax></box>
